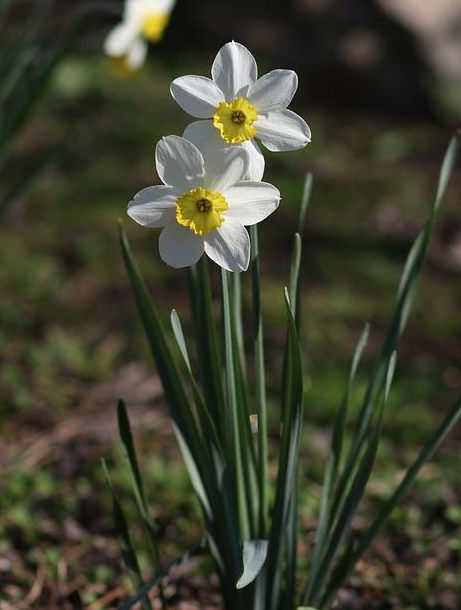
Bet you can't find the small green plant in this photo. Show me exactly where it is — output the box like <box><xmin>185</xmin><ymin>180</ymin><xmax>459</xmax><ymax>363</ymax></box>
<box><xmin>102</xmin><ymin>38</ymin><xmax>461</xmax><ymax>610</ymax></box>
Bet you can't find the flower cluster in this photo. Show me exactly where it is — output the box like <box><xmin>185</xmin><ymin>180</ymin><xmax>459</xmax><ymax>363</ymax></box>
<box><xmin>127</xmin><ymin>41</ymin><xmax>311</xmax><ymax>271</ymax></box>
<box><xmin>104</xmin><ymin>0</ymin><xmax>176</xmax><ymax>71</ymax></box>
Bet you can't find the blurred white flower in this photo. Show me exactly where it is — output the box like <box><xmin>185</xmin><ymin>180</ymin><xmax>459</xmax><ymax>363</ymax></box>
<box><xmin>127</xmin><ymin>136</ymin><xmax>280</xmax><ymax>272</ymax></box>
<box><xmin>170</xmin><ymin>41</ymin><xmax>311</xmax><ymax>180</ymax></box>
<box><xmin>104</xmin><ymin>0</ymin><xmax>176</xmax><ymax>71</ymax></box>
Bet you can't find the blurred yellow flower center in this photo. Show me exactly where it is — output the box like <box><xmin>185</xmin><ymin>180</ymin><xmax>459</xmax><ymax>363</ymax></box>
<box><xmin>141</xmin><ymin>13</ymin><xmax>169</xmax><ymax>42</ymax></box>
<box><xmin>213</xmin><ymin>98</ymin><xmax>258</xmax><ymax>144</ymax></box>
<box><xmin>176</xmin><ymin>187</ymin><xmax>228</xmax><ymax>236</ymax></box>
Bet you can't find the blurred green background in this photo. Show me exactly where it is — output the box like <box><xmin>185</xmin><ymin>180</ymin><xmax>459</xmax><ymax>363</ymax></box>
<box><xmin>0</xmin><ymin>1</ymin><xmax>460</xmax><ymax>608</ymax></box>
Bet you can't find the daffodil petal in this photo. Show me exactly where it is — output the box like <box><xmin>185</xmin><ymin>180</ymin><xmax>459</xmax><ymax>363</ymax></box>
<box><xmin>171</xmin><ymin>76</ymin><xmax>224</xmax><ymax>118</ymax></box>
<box><xmin>241</xmin><ymin>140</ymin><xmax>265</xmax><ymax>181</ymax></box>
<box><xmin>155</xmin><ymin>135</ymin><xmax>205</xmax><ymax>191</ymax></box>
<box><xmin>204</xmin><ymin>147</ymin><xmax>249</xmax><ymax>193</ymax></box>
<box><xmin>126</xmin><ymin>37</ymin><xmax>148</xmax><ymax>70</ymax></box>
<box><xmin>211</xmin><ymin>41</ymin><xmax>258</xmax><ymax>101</ymax></box>
<box><xmin>159</xmin><ymin>222</ymin><xmax>204</xmax><ymax>268</ymax></box>
<box><xmin>248</xmin><ymin>69</ymin><xmax>298</xmax><ymax>112</ymax></box>
<box><xmin>255</xmin><ymin>109</ymin><xmax>311</xmax><ymax>152</ymax></box>
<box><xmin>183</xmin><ymin>121</ymin><xmax>265</xmax><ymax>181</ymax></box>
<box><xmin>223</xmin><ymin>181</ymin><xmax>280</xmax><ymax>225</ymax></box>
<box><xmin>104</xmin><ymin>23</ymin><xmax>137</xmax><ymax>56</ymax></box>
<box><xmin>183</xmin><ymin>120</ymin><xmax>223</xmax><ymax>157</ymax></box>
<box><xmin>204</xmin><ymin>219</ymin><xmax>250</xmax><ymax>272</ymax></box>
<box><xmin>128</xmin><ymin>185</ymin><xmax>178</xmax><ymax>227</ymax></box>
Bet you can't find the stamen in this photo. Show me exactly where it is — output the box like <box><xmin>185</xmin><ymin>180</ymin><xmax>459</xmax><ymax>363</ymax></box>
<box><xmin>197</xmin><ymin>198</ymin><xmax>212</xmax><ymax>212</ymax></box>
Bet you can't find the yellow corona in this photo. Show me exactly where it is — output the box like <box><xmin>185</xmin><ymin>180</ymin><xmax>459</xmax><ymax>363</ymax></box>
<box><xmin>141</xmin><ymin>13</ymin><xmax>169</xmax><ymax>42</ymax></box>
<box><xmin>176</xmin><ymin>187</ymin><xmax>229</xmax><ymax>236</ymax></box>
<box><xmin>213</xmin><ymin>98</ymin><xmax>258</xmax><ymax>144</ymax></box>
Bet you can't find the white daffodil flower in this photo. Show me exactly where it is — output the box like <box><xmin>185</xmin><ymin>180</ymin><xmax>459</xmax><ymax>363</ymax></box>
<box><xmin>104</xmin><ymin>0</ymin><xmax>175</xmax><ymax>70</ymax></box>
<box><xmin>170</xmin><ymin>41</ymin><xmax>311</xmax><ymax>180</ymax></box>
<box><xmin>127</xmin><ymin>136</ymin><xmax>280</xmax><ymax>272</ymax></box>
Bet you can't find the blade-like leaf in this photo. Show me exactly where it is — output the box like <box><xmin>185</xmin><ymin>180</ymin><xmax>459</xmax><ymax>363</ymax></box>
<box><xmin>250</xmin><ymin>225</ymin><xmax>269</xmax><ymax>538</ymax></box>
<box><xmin>117</xmin><ymin>400</ymin><xmax>166</xmax><ymax>610</ymax></box>
<box><xmin>306</xmin><ymin>354</ymin><xmax>396</xmax><ymax>606</ymax></box>
<box><xmin>298</xmin><ymin>172</ymin><xmax>313</xmax><ymax>235</ymax></box>
<box><xmin>118</xmin><ymin>539</ymin><xmax>207</xmax><ymax>610</ymax></box>
<box><xmin>304</xmin><ymin>325</ymin><xmax>369</xmax><ymax>601</ymax></box>
<box><xmin>261</xmin><ymin>289</ymin><xmax>304</xmax><ymax>610</ymax></box>
<box><xmin>236</xmin><ymin>539</ymin><xmax>269</xmax><ymax>589</ymax></box>
<box><xmin>334</xmin><ymin>133</ymin><xmax>460</xmax><ymax>532</ymax></box>
<box><xmin>102</xmin><ymin>460</ymin><xmax>152</xmax><ymax>610</ymax></box>
<box><xmin>321</xmin><ymin>390</ymin><xmax>461</xmax><ymax>608</ymax></box>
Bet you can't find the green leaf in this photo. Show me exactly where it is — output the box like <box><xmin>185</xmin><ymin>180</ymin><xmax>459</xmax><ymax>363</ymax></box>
<box><xmin>118</xmin><ymin>540</ymin><xmax>207</xmax><ymax>610</ymax></box>
<box><xmin>236</xmin><ymin>539</ymin><xmax>269</xmax><ymax>589</ymax></box>
<box><xmin>262</xmin><ymin>289</ymin><xmax>305</xmax><ymax>610</ymax></box>
<box><xmin>221</xmin><ymin>269</ymin><xmax>253</xmax><ymax>539</ymax></box>
<box><xmin>298</xmin><ymin>172</ymin><xmax>313</xmax><ymax>235</ymax></box>
<box><xmin>117</xmin><ymin>400</ymin><xmax>166</xmax><ymax>610</ymax></box>
<box><xmin>321</xmin><ymin>390</ymin><xmax>461</xmax><ymax>608</ymax></box>
<box><xmin>101</xmin><ymin>460</ymin><xmax>152</xmax><ymax>610</ymax></box>
<box><xmin>334</xmin><ymin>133</ymin><xmax>460</xmax><ymax>535</ymax></box>
<box><xmin>250</xmin><ymin>225</ymin><xmax>269</xmax><ymax>538</ymax></box>
<box><xmin>306</xmin><ymin>354</ymin><xmax>396</xmax><ymax>607</ymax></box>
<box><xmin>305</xmin><ymin>325</ymin><xmax>369</xmax><ymax>601</ymax></box>
<box><xmin>188</xmin><ymin>259</ymin><xmax>226</xmax><ymax>438</ymax></box>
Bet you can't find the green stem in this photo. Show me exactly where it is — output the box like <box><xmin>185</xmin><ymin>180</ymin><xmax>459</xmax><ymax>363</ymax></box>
<box><xmin>222</xmin><ymin>269</ymin><xmax>251</xmax><ymax>539</ymax></box>
<box><xmin>250</xmin><ymin>225</ymin><xmax>269</xmax><ymax>537</ymax></box>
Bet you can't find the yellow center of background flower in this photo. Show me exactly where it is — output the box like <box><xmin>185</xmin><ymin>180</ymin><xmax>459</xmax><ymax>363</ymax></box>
<box><xmin>213</xmin><ymin>98</ymin><xmax>258</xmax><ymax>144</ymax></box>
<box><xmin>176</xmin><ymin>187</ymin><xmax>228</xmax><ymax>236</ymax></box>
<box><xmin>141</xmin><ymin>13</ymin><xmax>169</xmax><ymax>42</ymax></box>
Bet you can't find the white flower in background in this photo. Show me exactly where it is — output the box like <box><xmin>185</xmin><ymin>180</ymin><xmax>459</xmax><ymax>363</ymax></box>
<box><xmin>104</xmin><ymin>0</ymin><xmax>176</xmax><ymax>71</ymax></box>
<box><xmin>127</xmin><ymin>136</ymin><xmax>280</xmax><ymax>272</ymax></box>
<box><xmin>170</xmin><ymin>41</ymin><xmax>311</xmax><ymax>180</ymax></box>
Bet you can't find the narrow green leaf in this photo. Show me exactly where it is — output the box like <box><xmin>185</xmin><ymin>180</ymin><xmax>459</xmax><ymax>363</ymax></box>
<box><xmin>117</xmin><ymin>400</ymin><xmax>167</xmax><ymax>609</ymax></box>
<box><xmin>306</xmin><ymin>355</ymin><xmax>396</xmax><ymax>606</ymax></box>
<box><xmin>263</xmin><ymin>289</ymin><xmax>304</xmax><ymax>610</ymax></box>
<box><xmin>298</xmin><ymin>172</ymin><xmax>313</xmax><ymax>235</ymax></box>
<box><xmin>236</xmin><ymin>539</ymin><xmax>269</xmax><ymax>589</ymax></box>
<box><xmin>305</xmin><ymin>325</ymin><xmax>369</xmax><ymax>601</ymax></box>
<box><xmin>189</xmin><ymin>258</ymin><xmax>226</xmax><ymax>436</ymax></box>
<box><xmin>102</xmin><ymin>460</ymin><xmax>152</xmax><ymax>610</ymax></box>
<box><xmin>321</xmin><ymin>391</ymin><xmax>461</xmax><ymax>608</ymax></box>
<box><xmin>335</xmin><ymin>134</ymin><xmax>460</xmax><ymax>532</ymax></box>
<box><xmin>118</xmin><ymin>539</ymin><xmax>207</xmax><ymax>610</ymax></box>
<box><xmin>250</xmin><ymin>225</ymin><xmax>269</xmax><ymax>538</ymax></box>
<box><xmin>221</xmin><ymin>269</ymin><xmax>252</xmax><ymax>539</ymax></box>
<box><xmin>289</xmin><ymin>233</ymin><xmax>302</xmax><ymax>328</ymax></box>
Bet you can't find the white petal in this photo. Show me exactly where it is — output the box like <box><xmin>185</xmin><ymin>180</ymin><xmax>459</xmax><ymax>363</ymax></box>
<box><xmin>222</xmin><ymin>181</ymin><xmax>280</xmax><ymax>226</ymax></box>
<box><xmin>155</xmin><ymin>135</ymin><xmax>205</xmax><ymax>191</ymax></box>
<box><xmin>104</xmin><ymin>23</ymin><xmax>137</xmax><ymax>57</ymax></box>
<box><xmin>171</xmin><ymin>76</ymin><xmax>224</xmax><ymax>118</ymax></box>
<box><xmin>255</xmin><ymin>109</ymin><xmax>311</xmax><ymax>152</ymax></box>
<box><xmin>183</xmin><ymin>120</ymin><xmax>224</xmax><ymax>159</ymax></box>
<box><xmin>211</xmin><ymin>41</ymin><xmax>258</xmax><ymax>101</ymax></box>
<box><xmin>248</xmin><ymin>70</ymin><xmax>298</xmax><ymax>112</ymax></box>
<box><xmin>183</xmin><ymin>121</ymin><xmax>265</xmax><ymax>181</ymax></box>
<box><xmin>204</xmin><ymin>147</ymin><xmax>249</xmax><ymax>192</ymax></box>
<box><xmin>241</xmin><ymin>140</ymin><xmax>265</xmax><ymax>181</ymax></box>
<box><xmin>159</xmin><ymin>222</ymin><xmax>204</xmax><ymax>268</ymax></box>
<box><xmin>127</xmin><ymin>185</ymin><xmax>177</xmax><ymax>227</ymax></box>
<box><xmin>204</xmin><ymin>219</ymin><xmax>250</xmax><ymax>272</ymax></box>
<box><xmin>126</xmin><ymin>37</ymin><xmax>148</xmax><ymax>70</ymax></box>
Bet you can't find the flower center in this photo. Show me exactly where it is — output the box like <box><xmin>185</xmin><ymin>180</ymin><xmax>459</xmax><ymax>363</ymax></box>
<box><xmin>176</xmin><ymin>187</ymin><xmax>228</xmax><ymax>236</ymax></box>
<box><xmin>141</xmin><ymin>13</ymin><xmax>169</xmax><ymax>42</ymax></box>
<box><xmin>213</xmin><ymin>98</ymin><xmax>258</xmax><ymax>144</ymax></box>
